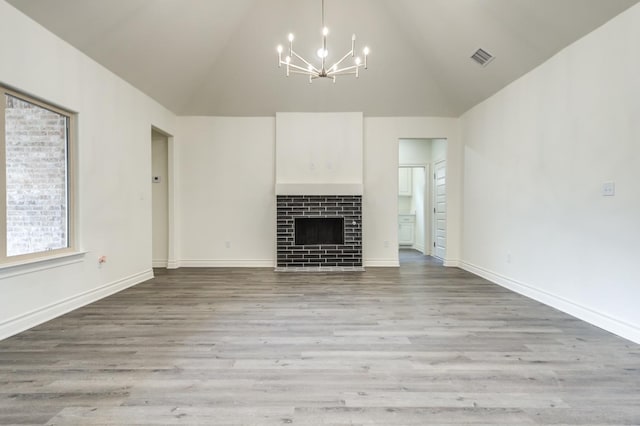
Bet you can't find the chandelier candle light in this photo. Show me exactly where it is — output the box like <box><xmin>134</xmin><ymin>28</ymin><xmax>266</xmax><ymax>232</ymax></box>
<box><xmin>276</xmin><ymin>0</ymin><xmax>369</xmax><ymax>83</ymax></box>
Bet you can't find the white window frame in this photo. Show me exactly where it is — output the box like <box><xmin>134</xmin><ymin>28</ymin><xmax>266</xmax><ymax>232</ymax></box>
<box><xmin>0</xmin><ymin>85</ymin><xmax>76</xmax><ymax>264</ymax></box>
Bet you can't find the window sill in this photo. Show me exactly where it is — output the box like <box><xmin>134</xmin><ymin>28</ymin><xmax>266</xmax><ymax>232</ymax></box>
<box><xmin>0</xmin><ymin>251</ymin><xmax>87</xmax><ymax>279</ymax></box>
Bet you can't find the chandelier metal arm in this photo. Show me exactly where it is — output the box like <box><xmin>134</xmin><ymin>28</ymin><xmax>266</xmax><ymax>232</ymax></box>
<box><xmin>275</xmin><ymin>0</ymin><xmax>369</xmax><ymax>83</ymax></box>
<box><xmin>285</xmin><ymin>62</ymin><xmax>317</xmax><ymax>75</ymax></box>
<box><xmin>290</xmin><ymin>70</ymin><xmax>316</xmax><ymax>76</ymax></box>
<box><xmin>328</xmin><ymin>50</ymin><xmax>354</xmax><ymax>72</ymax></box>
<box><xmin>327</xmin><ymin>65</ymin><xmax>360</xmax><ymax>75</ymax></box>
<box><xmin>290</xmin><ymin>51</ymin><xmax>320</xmax><ymax>73</ymax></box>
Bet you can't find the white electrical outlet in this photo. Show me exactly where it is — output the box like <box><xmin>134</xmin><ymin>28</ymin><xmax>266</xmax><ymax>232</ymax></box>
<box><xmin>602</xmin><ymin>181</ymin><xmax>615</xmax><ymax>196</ymax></box>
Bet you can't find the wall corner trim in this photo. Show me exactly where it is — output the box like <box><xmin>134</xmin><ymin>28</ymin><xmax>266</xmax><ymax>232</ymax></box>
<box><xmin>166</xmin><ymin>260</ymin><xmax>181</xmax><ymax>270</ymax></box>
<box><xmin>0</xmin><ymin>269</ymin><xmax>153</xmax><ymax>341</ymax></box>
<box><xmin>460</xmin><ymin>261</ymin><xmax>640</xmax><ymax>344</ymax></box>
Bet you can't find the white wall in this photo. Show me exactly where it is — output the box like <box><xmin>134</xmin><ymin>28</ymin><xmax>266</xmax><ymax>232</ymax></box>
<box><xmin>176</xmin><ymin>117</ymin><xmax>275</xmax><ymax>267</ymax></box>
<box><xmin>364</xmin><ymin>118</ymin><xmax>462</xmax><ymax>266</ymax></box>
<box><xmin>152</xmin><ymin>131</ymin><xmax>169</xmax><ymax>267</ymax></box>
<box><xmin>432</xmin><ymin>139</ymin><xmax>447</xmax><ymax>163</ymax></box>
<box><xmin>398</xmin><ymin>194</ymin><xmax>412</xmax><ymax>214</ymax></box>
<box><xmin>275</xmin><ymin>113</ymin><xmax>363</xmax><ymax>192</ymax></box>
<box><xmin>0</xmin><ymin>0</ymin><xmax>177</xmax><ymax>339</ymax></box>
<box><xmin>399</xmin><ymin>139</ymin><xmax>432</xmax><ymax>165</ymax></box>
<box><xmin>173</xmin><ymin>117</ymin><xmax>463</xmax><ymax>268</ymax></box>
<box><xmin>460</xmin><ymin>4</ymin><xmax>640</xmax><ymax>343</ymax></box>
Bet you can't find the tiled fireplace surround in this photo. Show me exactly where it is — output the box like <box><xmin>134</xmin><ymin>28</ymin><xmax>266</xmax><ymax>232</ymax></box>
<box><xmin>276</xmin><ymin>195</ymin><xmax>363</xmax><ymax>271</ymax></box>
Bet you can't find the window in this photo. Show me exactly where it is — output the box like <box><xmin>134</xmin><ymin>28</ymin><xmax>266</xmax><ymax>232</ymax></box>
<box><xmin>0</xmin><ymin>85</ymin><xmax>75</xmax><ymax>263</ymax></box>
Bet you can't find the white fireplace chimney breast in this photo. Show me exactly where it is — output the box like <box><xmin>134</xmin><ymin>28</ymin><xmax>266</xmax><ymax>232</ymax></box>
<box><xmin>276</xmin><ymin>112</ymin><xmax>363</xmax><ymax>195</ymax></box>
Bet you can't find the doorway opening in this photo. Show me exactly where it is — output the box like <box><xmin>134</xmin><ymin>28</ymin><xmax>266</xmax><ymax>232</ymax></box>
<box><xmin>398</xmin><ymin>138</ymin><xmax>447</xmax><ymax>263</ymax></box>
<box><xmin>151</xmin><ymin>128</ymin><xmax>171</xmax><ymax>268</ymax></box>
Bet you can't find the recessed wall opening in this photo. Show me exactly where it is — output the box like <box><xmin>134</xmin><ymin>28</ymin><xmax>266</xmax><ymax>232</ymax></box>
<box><xmin>151</xmin><ymin>127</ymin><xmax>173</xmax><ymax>269</ymax></box>
<box><xmin>295</xmin><ymin>217</ymin><xmax>344</xmax><ymax>245</ymax></box>
<box><xmin>398</xmin><ymin>138</ymin><xmax>447</xmax><ymax>263</ymax></box>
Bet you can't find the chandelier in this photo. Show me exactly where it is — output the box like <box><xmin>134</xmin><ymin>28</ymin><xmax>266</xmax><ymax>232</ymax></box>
<box><xmin>276</xmin><ymin>0</ymin><xmax>369</xmax><ymax>83</ymax></box>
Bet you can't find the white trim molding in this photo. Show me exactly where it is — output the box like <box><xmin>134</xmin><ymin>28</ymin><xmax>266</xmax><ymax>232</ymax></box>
<box><xmin>443</xmin><ymin>258</ymin><xmax>461</xmax><ymax>267</ymax></box>
<box><xmin>275</xmin><ymin>183</ymin><xmax>363</xmax><ymax>196</ymax></box>
<box><xmin>364</xmin><ymin>259</ymin><xmax>399</xmax><ymax>267</ymax></box>
<box><xmin>0</xmin><ymin>251</ymin><xmax>86</xmax><ymax>279</ymax></box>
<box><xmin>166</xmin><ymin>259</ymin><xmax>180</xmax><ymax>270</ymax></box>
<box><xmin>0</xmin><ymin>269</ymin><xmax>153</xmax><ymax>341</ymax></box>
<box><xmin>180</xmin><ymin>259</ymin><xmax>274</xmax><ymax>268</ymax></box>
<box><xmin>460</xmin><ymin>261</ymin><xmax>640</xmax><ymax>344</ymax></box>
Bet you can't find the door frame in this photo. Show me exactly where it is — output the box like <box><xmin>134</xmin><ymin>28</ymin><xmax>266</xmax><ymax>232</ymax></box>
<box><xmin>432</xmin><ymin>160</ymin><xmax>446</xmax><ymax>259</ymax></box>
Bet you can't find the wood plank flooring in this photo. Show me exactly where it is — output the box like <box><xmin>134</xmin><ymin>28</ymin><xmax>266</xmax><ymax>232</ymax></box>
<box><xmin>1</xmin><ymin>249</ymin><xmax>639</xmax><ymax>425</ymax></box>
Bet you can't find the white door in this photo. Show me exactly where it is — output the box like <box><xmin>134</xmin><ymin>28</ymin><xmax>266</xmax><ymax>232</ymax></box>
<box><xmin>433</xmin><ymin>161</ymin><xmax>446</xmax><ymax>260</ymax></box>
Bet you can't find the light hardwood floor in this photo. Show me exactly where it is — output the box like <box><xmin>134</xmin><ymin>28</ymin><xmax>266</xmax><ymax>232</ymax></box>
<box><xmin>1</xmin><ymin>250</ymin><xmax>639</xmax><ymax>425</ymax></box>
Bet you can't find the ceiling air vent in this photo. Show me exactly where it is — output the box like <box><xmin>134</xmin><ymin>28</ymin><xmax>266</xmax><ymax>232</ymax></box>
<box><xmin>471</xmin><ymin>48</ymin><xmax>494</xmax><ymax>67</ymax></box>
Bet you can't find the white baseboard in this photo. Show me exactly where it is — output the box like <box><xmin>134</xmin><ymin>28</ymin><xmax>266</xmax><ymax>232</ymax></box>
<box><xmin>0</xmin><ymin>269</ymin><xmax>153</xmax><ymax>341</ymax></box>
<box><xmin>443</xmin><ymin>259</ymin><xmax>461</xmax><ymax>267</ymax></box>
<box><xmin>364</xmin><ymin>259</ymin><xmax>400</xmax><ymax>267</ymax></box>
<box><xmin>171</xmin><ymin>259</ymin><xmax>402</xmax><ymax>268</ymax></box>
<box><xmin>179</xmin><ymin>259</ymin><xmax>274</xmax><ymax>268</ymax></box>
<box><xmin>166</xmin><ymin>259</ymin><xmax>180</xmax><ymax>269</ymax></box>
<box><xmin>181</xmin><ymin>259</ymin><xmax>400</xmax><ymax>268</ymax></box>
<box><xmin>152</xmin><ymin>260</ymin><xmax>167</xmax><ymax>268</ymax></box>
<box><xmin>460</xmin><ymin>261</ymin><xmax>640</xmax><ymax>344</ymax></box>
<box><xmin>413</xmin><ymin>243</ymin><xmax>425</xmax><ymax>253</ymax></box>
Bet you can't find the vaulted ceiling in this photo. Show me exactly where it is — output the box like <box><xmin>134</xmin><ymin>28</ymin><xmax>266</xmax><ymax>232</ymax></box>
<box><xmin>7</xmin><ymin>0</ymin><xmax>639</xmax><ymax>116</ymax></box>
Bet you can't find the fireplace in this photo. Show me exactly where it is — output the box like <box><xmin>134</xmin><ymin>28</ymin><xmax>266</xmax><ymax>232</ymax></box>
<box><xmin>276</xmin><ymin>195</ymin><xmax>362</xmax><ymax>271</ymax></box>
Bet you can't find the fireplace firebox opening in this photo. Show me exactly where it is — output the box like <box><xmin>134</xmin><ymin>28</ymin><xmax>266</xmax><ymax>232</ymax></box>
<box><xmin>295</xmin><ymin>217</ymin><xmax>344</xmax><ymax>245</ymax></box>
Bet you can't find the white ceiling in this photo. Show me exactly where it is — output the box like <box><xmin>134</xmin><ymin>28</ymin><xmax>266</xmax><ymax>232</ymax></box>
<box><xmin>7</xmin><ymin>0</ymin><xmax>639</xmax><ymax>116</ymax></box>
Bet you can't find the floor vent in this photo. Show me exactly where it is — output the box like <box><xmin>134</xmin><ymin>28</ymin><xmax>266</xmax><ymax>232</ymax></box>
<box><xmin>471</xmin><ymin>48</ymin><xmax>494</xmax><ymax>67</ymax></box>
